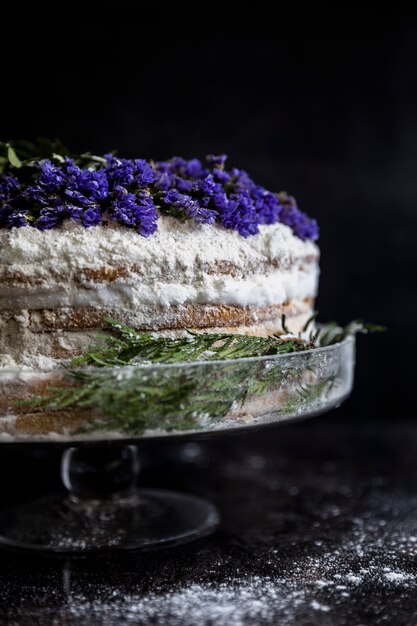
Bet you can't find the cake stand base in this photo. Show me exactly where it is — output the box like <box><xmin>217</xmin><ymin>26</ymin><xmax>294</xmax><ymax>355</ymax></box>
<box><xmin>0</xmin><ymin>445</ymin><xmax>219</xmax><ymax>554</ymax></box>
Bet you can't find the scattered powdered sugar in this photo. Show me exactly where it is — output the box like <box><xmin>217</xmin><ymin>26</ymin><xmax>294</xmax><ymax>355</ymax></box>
<box><xmin>17</xmin><ymin>557</ymin><xmax>416</xmax><ymax>626</ymax></box>
<box><xmin>310</xmin><ymin>599</ymin><xmax>331</xmax><ymax>611</ymax></box>
<box><xmin>8</xmin><ymin>515</ymin><xmax>415</xmax><ymax>626</ymax></box>
<box><xmin>345</xmin><ymin>574</ymin><xmax>363</xmax><ymax>584</ymax></box>
<box><xmin>383</xmin><ymin>571</ymin><xmax>412</xmax><ymax>583</ymax></box>
<box><xmin>96</xmin><ymin>576</ymin><xmax>304</xmax><ymax>625</ymax></box>
<box><xmin>27</xmin><ymin>575</ymin><xmax>336</xmax><ymax>625</ymax></box>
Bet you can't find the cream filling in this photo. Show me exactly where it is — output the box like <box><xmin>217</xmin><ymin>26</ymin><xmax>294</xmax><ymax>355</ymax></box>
<box><xmin>1</xmin><ymin>264</ymin><xmax>318</xmax><ymax>310</ymax></box>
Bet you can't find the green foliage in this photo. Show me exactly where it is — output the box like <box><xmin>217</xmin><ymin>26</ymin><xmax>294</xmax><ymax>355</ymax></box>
<box><xmin>0</xmin><ymin>138</ymin><xmax>110</xmax><ymax>176</ymax></box>
<box><xmin>21</xmin><ymin>317</ymin><xmax>384</xmax><ymax>436</ymax></box>
<box><xmin>0</xmin><ymin>138</ymin><xmax>69</xmax><ymax>173</ymax></box>
<box><xmin>72</xmin><ymin>317</ymin><xmax>316</xmax><ymax>367</ymax></box>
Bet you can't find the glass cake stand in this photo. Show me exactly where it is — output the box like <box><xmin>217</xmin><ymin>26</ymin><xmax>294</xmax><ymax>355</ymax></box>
<box><xmin>0</xmin><ymin>333</ymin><xmax>355</xmax><ymax>554</ymax></box>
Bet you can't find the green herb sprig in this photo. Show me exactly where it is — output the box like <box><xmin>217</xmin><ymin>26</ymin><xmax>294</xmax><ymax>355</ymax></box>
<box><xmin>20</xmin><ymin>318</ymin><xmax>384</xmax><ymax>436</ymax></box>
<box><xmin>72</xmin><ymin>317</ymin><xmax>317</xmax><ymax>367</ymax></box>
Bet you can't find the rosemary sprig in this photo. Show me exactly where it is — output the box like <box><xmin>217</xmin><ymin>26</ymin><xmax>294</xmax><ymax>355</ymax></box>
<box><xmin>72</xmin><ymin>317</ymin><xmax>316</xmax><ymax>367</ymax></box>
<box><xmin>25</xmin><ymin>360</ymin><xmax>260</xmax><ymax>435</ymax></box>
<box><xmin>318</xmin><ymin>320</ymin><xmax>386</xmax><ymax>346</ymax></box>
<box><xmin>20</xmin><ymin>318</ymin><xmax>384</xmax><ymax>436</ymax></box>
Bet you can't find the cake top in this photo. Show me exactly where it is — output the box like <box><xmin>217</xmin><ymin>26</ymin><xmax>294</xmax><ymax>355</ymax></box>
<box><xmin>0</xmin><ymin>139</ymin><xmax>318</xmax><ymax>241</ymax></box>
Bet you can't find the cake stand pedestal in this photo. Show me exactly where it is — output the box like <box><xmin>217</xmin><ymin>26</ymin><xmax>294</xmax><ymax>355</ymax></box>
<box><xmin>0</xmin><ymin>444</ymin><xmax>219</xmax><ymax>554</ymax></box>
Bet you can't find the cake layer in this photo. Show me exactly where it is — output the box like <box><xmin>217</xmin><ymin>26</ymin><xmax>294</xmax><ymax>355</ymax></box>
<box><xmin>2</xmin><ymin>298</ymin><xmax>314</xmax><ymax>332</ymax></box>
<box><xmin>0</xmin><ymin>300</ymin><xmax>313</xmax><ymax>369</ymax></box>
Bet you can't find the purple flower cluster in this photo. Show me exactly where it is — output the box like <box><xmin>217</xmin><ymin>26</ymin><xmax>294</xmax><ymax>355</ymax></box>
<box><xmin>277</xmin><ymin>192</ymin><xmax>319</xmax><ymax>241</ymax></box>
<box><xmin>152</xmin><ymin>155</ymin><xmax>318</xmax><ymax>240</ymax></box>
<box><xmin>0</xmin><ymin>157</ymin><xmax>158</xmax><ymax>236</ymax></box>
<box><xmin>0</xmin><ymin>153</ymin><xmax>318</xmax><ymax>241</ymax></box>
<box><xmin>104</xmin><ymin>156</ymin><xmax>157</xmax><ymax>236</ymax></box>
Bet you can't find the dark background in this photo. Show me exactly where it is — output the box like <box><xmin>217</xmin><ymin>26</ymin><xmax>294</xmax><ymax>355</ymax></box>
<box><xmin>1</xmin><ymin>21</ymin><xmax>416</xmax><ymax>420</ymax></box>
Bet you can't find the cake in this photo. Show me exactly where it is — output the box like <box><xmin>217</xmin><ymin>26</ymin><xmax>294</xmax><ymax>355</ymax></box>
<box><xmin>0</xmin><ymin>148</ymin><xmax>319</xmax><ymax>370</ymax></box>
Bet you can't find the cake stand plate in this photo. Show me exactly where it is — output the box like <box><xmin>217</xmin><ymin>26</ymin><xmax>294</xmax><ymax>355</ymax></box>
<box><xmin>0</xmin><ymin>332</ymin><xmax>355</xmax><ymax>554</ymax></box>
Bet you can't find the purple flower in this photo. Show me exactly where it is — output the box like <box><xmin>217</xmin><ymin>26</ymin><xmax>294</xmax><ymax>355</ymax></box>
<box><xmin>277</xmin><ymin>193</ymin><xmax>319</xmax><ymax>241</ymax></box>
<box><xmin>160</xmin><ymin>188</ymin><xmax>216</xmax><ymax>224</ymax></box>
<box><xmin>9</xmin><ymin>212</ymin><xmax>30</xmax><ymax>228</ymax></box>
<box><xmin>154</xmin><ymin>170</ymin><xmax>173</xmax><ymax>191</ymax></box>
<box><xmin>64</xmin><ymin>188</ymin><xmax>91</xmax><ymax>208</ymax></box>
<box><xmin>212</xmin><ymin>190</ymin><xmax>229</xmax><ymax>213</ymax></box>
<box><xmin>212</xmin><ymin>168</ymin><xmax>230</xmax><ymax>184</ymax></box>
<box><xmin>23</xmin><ymin>185</ymin><xmax>48</xmax><ymax>205</ymax></box>
<box><xmin>185</xmin><ymin>158</ymin><xmax>203</xmax><ymax>178</ymax></box>
<box><xmin>68</xmin><ymin>206</ymin><xmax>83</xmax><ymax>222</ymax></box>
<box><xmin>167</xmin><ymin>156</ymin><xmax>188</xmax><ymax>175</ymax></box>
<box><xmin>109</xmin><ymin>186</ymin><xmax>157</xmax><ymax>236</ymax></box>
<box><xmin>1</xmin><ymin>208</ymin><xmax>29</xmax><ymax>228</ymax></box>
<box><xmin>134</xmin><ymin>159</ymin><xmax>156</xmax><ymax>187</ymax></box>
<box><xmin>280</xmin><ymin>206</ymin><xmax>319</xmax><ymax>240</ymax></box>
<box><xmin>77</xmin><ymin>169</ymin><xmax>109</xmax><ymax>201</ymax></box>
<box><xmin>156</xmin><ymin>157</ymin><xmax>206</xmax><ymax>182</ymax></box>
<box><xmin>217</xmin><ymin>192</ymin><xmax>259</xmax><ymax>237</ymax></box>
<box><xmin>194</xmin><ymin>174</ymin><xmax>217</xmax><ymax>196</ymax></box>
<box><xmin>35</xmin><ymin>208</ymin><xmax>66</xmax><ymax>230</ymax></box>
<box><xmin>105</xmin><ymin>156</ymin><xmax>135</xmax><ymax>188</ymax></box>
<box><xmin>0</xmin><ymin>176</ymin><xmax>23</xmax><ymax>227</ymax></box>
<box><xmin>82</xmin><ymin>207</ymin><xmax>102</xmax><ymax>227</ymax></box>
<box><xmin>172</xmin><ymin>175</ymin><xmax>193</xmax><ymax>193</ymax></box>
<box><xmin>252</xmin><ymin>188</ymin><xmax>282</xmax><ymax>225</ymax></box>
<box><xmin>0</xmin><ymin>175</ymin><xmax>20</xmax><ymax>199</ymax></box>
<box><xmin>0</xmin><ymin>150</ymin><xmax>319</xmax><ymax>241</ymax></box>
<box><xmin>38</xmin><ymin>160</ymin><xmax>66</xmax><ymax>192</ymax></box>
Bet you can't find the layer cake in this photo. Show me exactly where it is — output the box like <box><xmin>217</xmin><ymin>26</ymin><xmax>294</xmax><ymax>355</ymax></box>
<box><xmin>0</xmin><ymin>151</ymin><xmax>319</xmax><ymax>370</ymax></box>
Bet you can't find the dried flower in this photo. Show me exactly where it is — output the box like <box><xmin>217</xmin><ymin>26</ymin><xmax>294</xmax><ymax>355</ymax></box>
<box><xmin>0</xmin><ymin>147</ymin><xmax>318</xmax><ymax>241</ymax></box>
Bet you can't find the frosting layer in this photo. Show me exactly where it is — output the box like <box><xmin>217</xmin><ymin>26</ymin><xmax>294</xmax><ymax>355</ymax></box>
<box><xmin>0</xmin><ymin>215</ymin><xmax>319</xmax><ymax>310</ymax></box>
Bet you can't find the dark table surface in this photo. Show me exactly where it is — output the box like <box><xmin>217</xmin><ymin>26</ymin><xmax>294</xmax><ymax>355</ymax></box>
<box><xmin>0</xmin><ymin>415</ymin><xmax>416</xmax><ymax>625</ymax></box>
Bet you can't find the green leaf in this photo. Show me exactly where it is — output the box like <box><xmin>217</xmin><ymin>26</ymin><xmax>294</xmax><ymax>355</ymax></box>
<box><xmin>362</xmin><ymin>322</ymin><xmax>387</xmax><ymax>333</ymax></box>
<box><xmin>7</xmin><ymin>144</ymin><xmax>22</xmax><ymax>168</ymax></box>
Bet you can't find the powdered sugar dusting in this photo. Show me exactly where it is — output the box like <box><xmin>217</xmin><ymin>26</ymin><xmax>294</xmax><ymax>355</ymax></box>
<box><xmin>14</xmin><ymin>558</ymin><xmax>416</xmax><ymax>625</ymax></box>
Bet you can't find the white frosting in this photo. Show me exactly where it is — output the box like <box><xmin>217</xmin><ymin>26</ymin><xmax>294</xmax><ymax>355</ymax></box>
<box><xmin>0</xmin><ymin>214</ymin><xmax>317</xmax><ymax>267</ymax></box>
<box><xmin>0</xmin><ymin>266</ymin><xmax>318</xmax><ymax>310</ymax></box>
<box><xmin>0</xmin><ymin>215</ymin><xmax>319</xmax><ymax>310</ymax></box>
